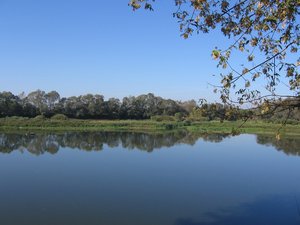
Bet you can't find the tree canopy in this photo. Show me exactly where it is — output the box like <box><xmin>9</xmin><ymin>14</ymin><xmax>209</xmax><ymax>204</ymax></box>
<box><xmin>129</xmin><ymin>0</ymin><xmax>300</xmax><ymax>116</ymax></box>
<box><xmin>2</xmin><ymin>90</ymin><xmax>300</xmax><ymax>123</ymax></box>
<box><xmin>0</xmin><ymin>91</ymin><xmax>188</xmax><ymax>120</ymax></box>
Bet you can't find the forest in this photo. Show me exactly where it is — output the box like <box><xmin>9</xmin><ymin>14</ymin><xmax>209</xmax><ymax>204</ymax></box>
<box><xmin>0</xmin><ymin>90</ymin><xmax>299</xmax><ymax>123</ymax></box>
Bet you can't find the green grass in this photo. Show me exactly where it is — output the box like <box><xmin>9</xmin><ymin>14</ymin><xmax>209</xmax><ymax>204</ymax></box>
<box><xmin>187</xmin><ymin>120</ymin><xmax>300</xmax><ymax>136</ymax></box>
<box><xmin>0</xmin><ymin>116</ymin><xmax>299</xmax><ymax>135</ymax></box>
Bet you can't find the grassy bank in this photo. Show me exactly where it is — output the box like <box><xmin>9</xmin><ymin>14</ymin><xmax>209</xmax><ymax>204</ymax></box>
<box><xmin>0</xmin><ymin>116</ymin><xmax>300</xmax><ymax>135</ymax></box>
<box><xmin>188</xmin><ymin>120</ymin><xmax>300</xmax><ymax>136</ymax></box>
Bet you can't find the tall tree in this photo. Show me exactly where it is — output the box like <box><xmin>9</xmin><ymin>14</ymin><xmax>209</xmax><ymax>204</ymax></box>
<box><xmin>45</xmin><ymin>91</ymin><xmax>60</xmax><ymax>111</ymax></box>
<box><xmin>0</xmin><ymin>92</ymin><xmax>23</xmax><ymax>117</ymax></box>
<box><xmin>26</xmin><ymin>90</ymin><xmax>47</xmax><ymax>115</ymax></box>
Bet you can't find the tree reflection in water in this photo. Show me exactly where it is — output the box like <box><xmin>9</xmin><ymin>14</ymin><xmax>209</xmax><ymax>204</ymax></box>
<box><xmin>0</xmin><ymin>132</ymin><xmax>230</xmax><ymax>155</ymax></box>
<box><xmin>256</xmin><ymin>135</ymin><xmax>300</xmax><ymax>156</ymax></box>
<box><xmin>0</xmin><ymin>132</ymin><xmax>299</xmax><ymax>156</ymax></box>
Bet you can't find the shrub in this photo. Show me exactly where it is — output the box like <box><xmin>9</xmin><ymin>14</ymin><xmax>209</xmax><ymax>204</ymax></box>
<box><xmin>164</xmin><ymin>123</ymin><xmax>175</xmax><ymax>130</ymax></box>
<box><xmin>285</xmin><ymin>119</ymin><xmax>299</xmax><ymax>125</ymax></box>
<box><xmin>151</xmin><ymin>115</ymin><xmax>175</xmax><ymax>122</ymax></box>
<box><xmin>174</xmin><ymin>112</ymin><xmax>185</xmax><ymax>121</ymax></box>
<box><xmin>33</xmin><ymin>115</ymin><xmax>46</xmax><ymax>120</ymax></box>
<box><xmin>51</xmin><ymin>114</ymin><xmax>68</xmax><ymax>120</ymax></box>
<box><xmin>187</xmin><ymin>113</ymin><xmax>210</xmax><ymax>121</ymax></box>
<box><xmin>183</xmin><ymin>119</ymin><xmax>192</xmax><ymax>126</ymax></box>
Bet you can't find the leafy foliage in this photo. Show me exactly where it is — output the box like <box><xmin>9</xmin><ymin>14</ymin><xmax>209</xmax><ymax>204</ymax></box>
<box><xmin>0</xmin><ymin>91</ymin><xmax>187</xmax><ymax>120</ymax></box>
<box><xmin>51</xmin><ymin>114</ymin><xmax>68</xmax><ymax>120</ymax></box>
<box><xmin>129</xmin><ymin>0</ymin><xmax>300</xmax><ymax>112</ymax></box>
<box><xmin>1</xmin><ymin>90</ymin><xmax>300</xmax><ymax>123</ymax></box>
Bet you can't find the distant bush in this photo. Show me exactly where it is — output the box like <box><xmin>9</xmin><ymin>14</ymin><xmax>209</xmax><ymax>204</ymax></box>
<box><xmin>6</xmin><ymin>116</ymin><xmax>28</xmax><ymax>120</ymax></box>
<box><xmin>33</xmin><ymin>115</ymin><xmax>46</xmax><ymax>120</ymax></box>
<box><xmin>51</xmin><ymin>114</ymin><xmax>68</xmax><ymax>120</ymax></box>
<box><xmin>263</xmin><ymin>118</ymin><xmax>300</xmax><ymax>125</ymax></box>
<box><xmin>183</xmin><ymin>119</ymin><xmax>192</xmax><ymax>126</ymax></box>
<box><xmin>164</xmin><ymin>123</ymin><xmax>175</xmax><ymax>130</ymax></box>
<box><xmin>188</xmin><ymin>116</ymin><xmax>209</xmax><ymax>122</ymax></box>
<box><xmin>151</xmin><ymin>115</ymin><xmax>175</xmax><ymax>122</ymax></box>
<box><xmin>174</xmin><ymin>112</ymin><xmax>185</xmax><ymax>121</ymax></box>
<box><xmin>286</xmin><ymin>119</ymin><xmax>299</xmax><ymax>125</ymax></box>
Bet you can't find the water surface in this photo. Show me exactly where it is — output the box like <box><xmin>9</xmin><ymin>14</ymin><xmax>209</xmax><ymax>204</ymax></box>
<box><xmin>0</xmin><ymin>131</ymin><xmax>299</xmax><ymax>225</ymax></box>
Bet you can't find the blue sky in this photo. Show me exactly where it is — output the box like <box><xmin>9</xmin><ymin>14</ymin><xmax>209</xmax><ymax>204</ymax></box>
<box><xmin>0</xmin><ymin>0</ymin><xmax>290</xmax><ymax>102</ymax></box>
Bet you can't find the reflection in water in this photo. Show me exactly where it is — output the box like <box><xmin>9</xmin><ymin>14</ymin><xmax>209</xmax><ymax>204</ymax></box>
<box><xmin>0</xmin><ymin>132</ymin><xmax>230</xmax><ymax>155</ymax></box>
<box><xmin>0</xmin><ymin>132</ymin><xmax>300</xmax><ymax>156</ymax></box>
<box><xmin>0</xmin><ymin>131</ymin><xmax>300</xmax><ymax>155</ymax></box>
<box><xmin>256</xmin><ymin>135</ymin><xmax>300</xmax><ymax>156</ymax></box>
<box><xmin>175</xmin><ymin>194</ymin><xmax>300</xmax><ymax>225</ymax></box>
<box><xmin>0</xmin><ymin>132</ymin><xmax>300</xmax><ymax>225</ymax></box>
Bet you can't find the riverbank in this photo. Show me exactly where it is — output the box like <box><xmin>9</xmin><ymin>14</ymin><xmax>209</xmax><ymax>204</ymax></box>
<box><xmin>0</xmin><ymin>116</ymin><xmax>300</xmax><ymax>136</ymax></box>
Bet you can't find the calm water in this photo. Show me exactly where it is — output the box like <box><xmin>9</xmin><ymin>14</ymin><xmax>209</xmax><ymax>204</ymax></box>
<box><xmin>0</xmin><ymin>131</ymin><xmax>300</xmax><ymax>225</ymax></box>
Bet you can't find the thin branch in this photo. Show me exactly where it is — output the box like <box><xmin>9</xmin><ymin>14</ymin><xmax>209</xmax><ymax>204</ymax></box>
<box><xmin>231</xmin><ymin>41</ymin><xmax>295</xmax><ymax>83</ymax></box>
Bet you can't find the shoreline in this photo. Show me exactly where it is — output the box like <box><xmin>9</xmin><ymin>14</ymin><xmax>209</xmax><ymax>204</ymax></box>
<box><xmin>1</xmin><ymin>117</ymin><xmax>300</xmax><ymax>136</ymax></box>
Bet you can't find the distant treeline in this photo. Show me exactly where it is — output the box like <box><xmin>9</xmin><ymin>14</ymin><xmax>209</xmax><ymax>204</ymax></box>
<box><xmin>0</xmin><ymin>90</ymin><xmax>299</xmax><ymax>122</ymax></box>
<box><xmin>0</xmin><ymin>90</ymin><xmax>185</xmax><ymax>119</ymax></box>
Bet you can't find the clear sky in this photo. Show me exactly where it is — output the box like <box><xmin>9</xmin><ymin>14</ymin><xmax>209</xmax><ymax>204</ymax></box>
<box><xmin>0</xmin><ymin>0</ymin><xmax>290</xmax><ymax>102</ymax></box>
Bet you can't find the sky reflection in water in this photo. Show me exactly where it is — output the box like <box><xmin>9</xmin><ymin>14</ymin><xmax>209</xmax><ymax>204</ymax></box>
<box><xmin>0</xmin><ymin>132</ymin><xmax>299</xmax><ymax>225</ymax></box>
